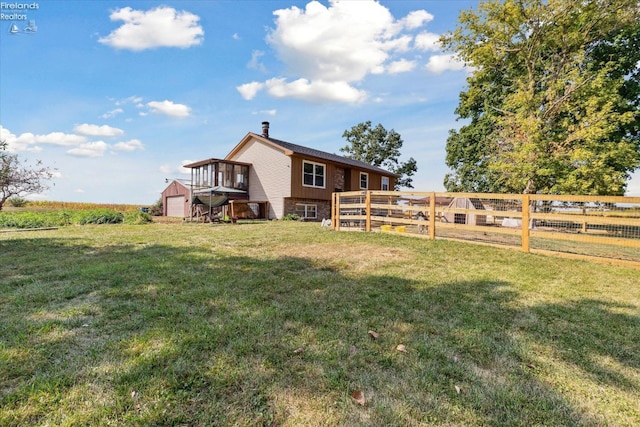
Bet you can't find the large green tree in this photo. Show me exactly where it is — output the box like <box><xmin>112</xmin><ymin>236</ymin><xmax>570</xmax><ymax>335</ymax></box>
<box><xmin>443</xmin><ymin>0</ymin><xmax>640</xmax><ymax>195</ymax></box>
<box><xmin>340</xmin><ymin>121</ymin><xmax>417</xmax><ymax>189</ymax></box>
<box><xmin>0</xmin><ymin>141</ymin><xmax>54</xmax><ymax>210</ymax></box>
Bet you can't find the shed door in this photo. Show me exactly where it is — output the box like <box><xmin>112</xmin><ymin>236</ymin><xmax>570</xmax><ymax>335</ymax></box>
<box><xmin>166</xmin><ymin>196</ymin><xmax>185</xmax><ymax>217</ymax></box>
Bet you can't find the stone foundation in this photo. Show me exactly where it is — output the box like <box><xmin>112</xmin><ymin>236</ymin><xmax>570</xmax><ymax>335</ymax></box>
<box><xmin>284</xmin><ymin>198</ymin><xmax>332</xmax><ymax>221</ymax></box>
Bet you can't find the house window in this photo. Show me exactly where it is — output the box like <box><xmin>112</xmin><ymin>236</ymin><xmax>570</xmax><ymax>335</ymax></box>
<box><xmin>381</xmin><ymin>176</ymin><xmax>389</xmax><ymax>191</ymax></box>
<box><xmin>296</xmin><ymin>203</ymin><xmax>317</xmax><ymax>219</ymax></box>
<box><xmin>360</xmin><ymin>172</ymin><xmax>369</xmax><ymax>189</ymax></box>
<box><xmin>194</xmin><ymin>167</ymin><xmax>200</xmax><ymax>187</ymax></box>
<box><xmin>303</xmin><ymin>161</ymin><xmax>325</xmax><ymax>188</ymax></box>
<box><xmin>234</xmin><ymin>164</ymin><xmax>248</xmax><ymax>190</ymax></box>
<box><xmin>202</xmin><ymin>165</ymin><xmax>209</xmax><ymax>186</ymax></box>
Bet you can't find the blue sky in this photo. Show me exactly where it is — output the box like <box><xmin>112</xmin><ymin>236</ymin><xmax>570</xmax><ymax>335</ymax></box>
<box><xmin>2</xmin><ymin>0</ymin><xmax>639</xmax><ymax>204</ymax></box>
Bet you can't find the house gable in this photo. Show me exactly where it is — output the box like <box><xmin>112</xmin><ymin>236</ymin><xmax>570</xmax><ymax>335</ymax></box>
<box><xmin>226</xmin><ymin>134</ymin><xmax>292</xmax><ymax>219</ymax></box>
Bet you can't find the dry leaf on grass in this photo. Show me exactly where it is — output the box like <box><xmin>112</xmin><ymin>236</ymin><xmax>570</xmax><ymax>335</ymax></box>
<box><xmin>293</xmin><ymin>347</ymin><xmax>304</xmax><ymax>354</ymax></box>
<box><xmin>368</xmin><ymin>330</ymin><xmax>379</xmax><ymax>339</ymax></box>
<box><xmin>396</xmin><ymin>344</ymin><xmax>407</xmax><ymax>353</ymax></box>
<box><xmin>352</xmin><ymin>390</ymin><xmax>366</xmax><ymax>406</ymax></box>
<box><xmin>349</xmin><ymin>345</ymin><xmax>356</xmax><ymax>356</ymax></box>
<box><xmin>455</xmin><ymin>385</ymin><xmax>462</xmax><ymax>394</ymax></box>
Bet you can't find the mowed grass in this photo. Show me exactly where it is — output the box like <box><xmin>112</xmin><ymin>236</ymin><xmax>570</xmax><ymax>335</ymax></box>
<box><xmin>1</xmin><ymin>221</ymin><xmax>638</xmax><ymax>426</ymax></box>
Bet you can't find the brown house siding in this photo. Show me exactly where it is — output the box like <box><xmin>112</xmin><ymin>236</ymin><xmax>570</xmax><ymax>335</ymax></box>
<box><xmin>348</xmin><ymin>169</ymin><xmax>395</xmax><ymax>191</ymax></box>
<box><xmin>290</xmin><ymin>156</ymin><xmax>336</xmax><ymax>200</ymax></box>
<box><xmin>290</xmin><ymin>155</ymin><xmax>396</xmax><ymax>200</ymax></box>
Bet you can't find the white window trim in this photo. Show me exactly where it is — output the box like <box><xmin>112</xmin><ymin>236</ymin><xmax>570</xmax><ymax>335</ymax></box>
<box><xmin>302</xmin><ymin>160</ymin><xmax>326</xmax><ymax>189</ymax></box>
<box><xmin>381</xmin><ymin>176</ymin><xmax>389</xmax><ymax>191</ymax></box>
<box><xmin>360</xmin><ymin>172</ymin><xmax>369</xmax><ymax>190</ymax></box>
<box><xmin>296</xmin><ymin>203</ymin><xmax>318</xmax><ymax>219</ymax></box>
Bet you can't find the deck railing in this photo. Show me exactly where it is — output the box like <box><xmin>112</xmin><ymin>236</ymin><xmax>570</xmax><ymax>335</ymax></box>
<box><xmin>331</xmin><ymin>191</ymin><xmax>640</xmax><ymax>268</ymax></box>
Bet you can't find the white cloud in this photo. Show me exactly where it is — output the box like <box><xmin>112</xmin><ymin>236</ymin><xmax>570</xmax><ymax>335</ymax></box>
<box><xmin>380</xmin><ymin>35</ymin><xmax>413</xmax><ymax>54</ymax></box>
<box><xmin>267</xmin><ymin>0</ymin><xmax>395</xmax><ymax>82</ymax></box>
<box><xmin>400</xmin><ymin>10</ymin><xmax>434</xmax><ymax>29</ymax></box>
<box><xmin>425</xmin><ymin>54</ymin><xmax>466</xmax><ymax>74</ymax></box>
<box><xmin>74</xmin><ymin>123</ymin><xmax>124</xmax><ymax>137</ymax></box>
<box><xmin>101</xmin><ymin>108</ymin><xmax>124</xmax><ymax>119</ymax></box>
<box><xmin>99</xmin><ymin>6</ymin><xmax>204</xmax><ymax>51</ymax></box>
<box><xmin>1</xmin><ymin>125</ymin><xmax>86</xmax><ymax>151</ymax></box>
<box><xmin>160</xmin><ymin>161</ymin><xmax>192</xmax><ymax>176</ymax></box>
<box><xmin>238</xmin><ymin>0</ymin><xmax>434</xmax><ymax>104</ymax></box>
<box><xmin>387</xmin><ymin>59</ymin><xmax>416</xmax><ymax>74</ymax></box>
<box><xmin>114</xmin><ymin>139</ymin><xmax>144</xmax><ymax>151</ymax></box>
<box><xmin>237</xmin><ymin>82</ymin><xmax>265</xmax><ymax>100</ymax></box>
<box><xmin>415</xmin><ymin>31</ymin><xmax>441</xmax><ymax>52</ymax></box>
<box><xmin>33</xmin><ymin>132</ymin><xmax>87</xmax><ymax>146</ymax></box>
<box><xmin>253</xmin><ymin>109</ymin><xmax>277</xmax><ymax>116</ymax></box>
<box><xmin>32</xmin><ymin>132</ymin><xmax>87</xmax><ymax>146</ymax></box>
<box><xmin>248</xmin><ymin>50</ymin><xmax>267</xmax><ymax>72</ymax></box>
<box><xmin>265</xmin><ymin>78</ymin><xmax>367</xmax><ymax>103</ymax></box>
<box><xmin>146</xmin><ymin>100</ymin><xmax>191</xmax><ymax>118</ymax></box>
<box><xmin>67</xmin><ymin>141</ymin><xmax>109</xmax><ymax>158</ymax></box>
<box><xmin>115</xmin><ymin>96</ymin><xmax>143</xmax><ymax>106</ymax></box>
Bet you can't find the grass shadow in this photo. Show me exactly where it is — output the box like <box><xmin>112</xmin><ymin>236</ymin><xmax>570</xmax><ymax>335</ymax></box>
<box><xmin>1</xmin><ymin>233</ymin><xmax>638</xmax><ymax>425</ymax></box>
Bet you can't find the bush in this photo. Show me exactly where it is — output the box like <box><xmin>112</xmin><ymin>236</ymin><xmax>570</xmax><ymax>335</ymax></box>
<box><xmin>0</xmin><ymin>211</ymin><xmax>65</xmax><ymax>228</ymax></box>
<box><xmin>149</xmin><ymin>198</ymin><xmax>163</xmax><ymax>216</ymax></box>
<box><xmin>8</xmin><ymin>197</ymin><xmax>28</xmax><ymax>207</ymax></box>
<box><xmin>123</xmin><ymin>211</ymin><xmax>153</xmax><ymax>225</ymax></box>
<box><xmin>0</xmin><ymin>208</ymin><xmax>147</xmax><ymax>229</ymax></box>
<box><xmin>78</xmin><ymin>209</ymin><xmax>124</xmax><ymax>225</ymax></box>
<box><xmin>281</xmin><ymin>213</ymin><xmax>300</xmax><ymax>221</ymax></box>
<box><xmin>56</xmin><ymin>210</ymin><xmax>74</xmax><ymax>226</ymax></box>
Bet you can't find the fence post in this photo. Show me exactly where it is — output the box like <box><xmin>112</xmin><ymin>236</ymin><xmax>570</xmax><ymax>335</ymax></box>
<box><xmin>333</xmin><ymin>193</ymin><xmax>339</xmax><ymax>230</ymax></box>
<box><xmin>365</xmin><ymin>191</ymin><xmax>371</xmax><ymax>232</ymax></box>
<box><xmin>429</xmin><ymin>192</ymin><xmax>436</xmax><ymax>240</ymax></box>
<box><xmin>521</xmin><ymin>194</ymin><xmax>530</xmax><ymax>252</ymax></box>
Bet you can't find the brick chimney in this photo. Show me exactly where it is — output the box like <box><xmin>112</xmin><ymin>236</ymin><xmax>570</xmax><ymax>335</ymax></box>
<box><xmin>261</xmin><ymin>121</ymin><xmax>270</xmax><ymax>138</ymax></box>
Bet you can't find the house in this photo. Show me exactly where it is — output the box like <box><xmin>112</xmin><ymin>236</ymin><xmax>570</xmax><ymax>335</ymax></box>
<box><xmin>162</xmin><ymin>122</ymin><xmax>398</xmax><ymax>220</ymax></box>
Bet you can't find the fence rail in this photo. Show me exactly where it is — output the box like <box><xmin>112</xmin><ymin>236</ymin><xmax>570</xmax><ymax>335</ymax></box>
<box><xmin>331</xmin><ymin>191</ymin><xmax>640</xmax><ymax>267</ymax></box>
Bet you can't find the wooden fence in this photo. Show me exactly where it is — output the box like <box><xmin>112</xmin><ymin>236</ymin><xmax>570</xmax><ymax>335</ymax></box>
<box><xmin>331</xmin><ymin>191</ymin><xmax>640</xmax><ymax>268</ymax></box>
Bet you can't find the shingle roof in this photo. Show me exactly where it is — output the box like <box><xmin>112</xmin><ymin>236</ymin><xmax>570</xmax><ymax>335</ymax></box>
<box><xmin>249</xmin><ymin>132</ymin><xmax>398</xmax><ymax>177</ymax></box>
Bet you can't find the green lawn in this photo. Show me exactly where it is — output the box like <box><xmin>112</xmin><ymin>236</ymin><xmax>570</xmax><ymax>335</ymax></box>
<box><xmin>1</xmin><ymin>221</ymin><xmax>638</xmax><ymax>426</ymax></box>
